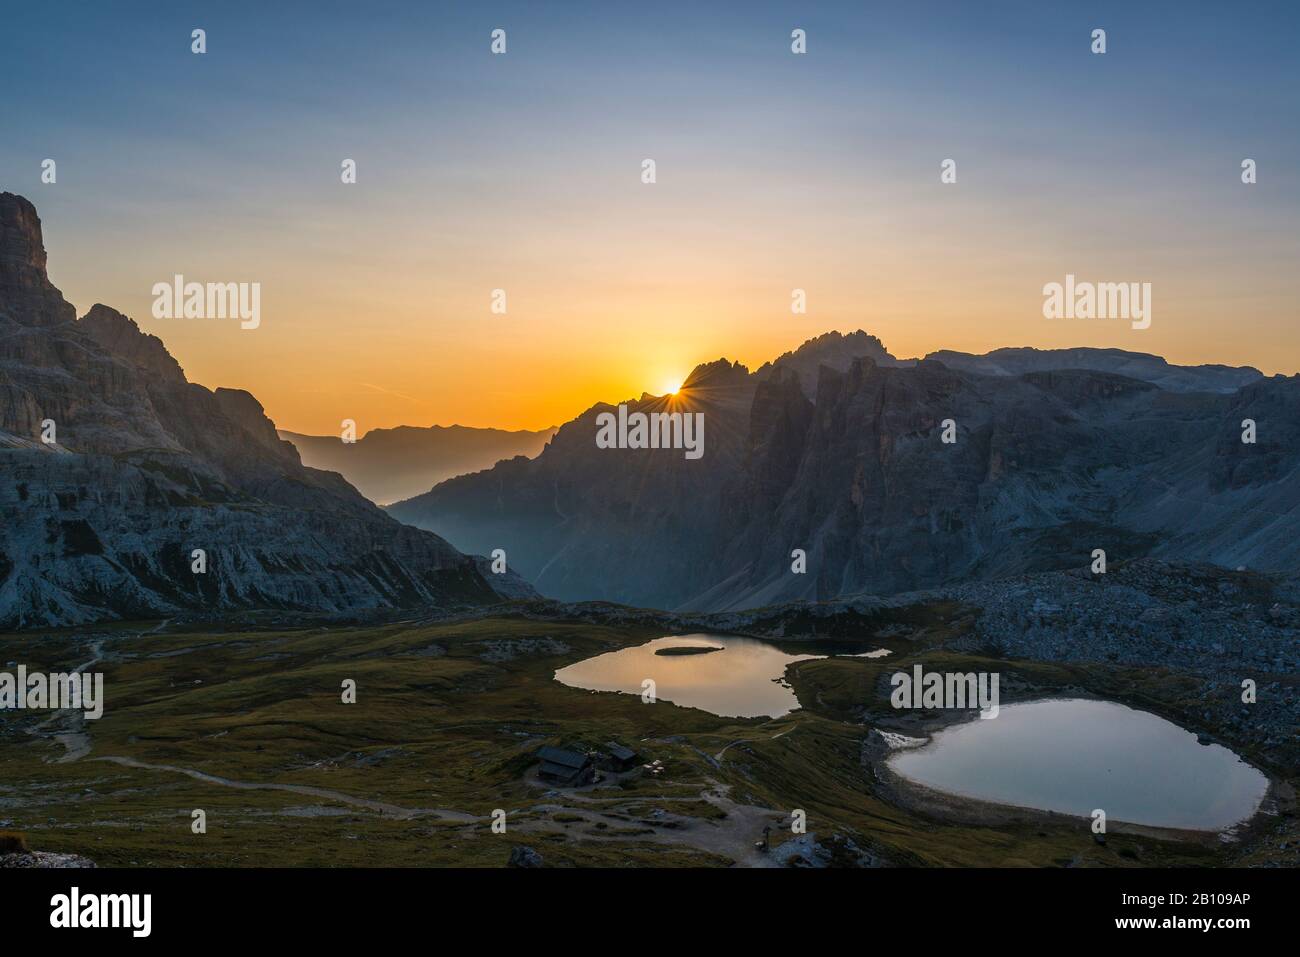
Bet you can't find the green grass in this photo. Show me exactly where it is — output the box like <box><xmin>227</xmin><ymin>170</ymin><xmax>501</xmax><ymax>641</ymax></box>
<box><xmin>0</xmin><ymin>613</ymin><xmax>1290</xmax><ymax>867</ymax></box>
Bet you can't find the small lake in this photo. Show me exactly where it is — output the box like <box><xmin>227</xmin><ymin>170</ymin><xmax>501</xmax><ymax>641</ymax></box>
<box><xmin>555</xmin><ymin>633</ymin><xmax>857</xmax><ymax>718</ymax></box>
<box><xmin>887</xmin><ymin>698</ymin><xmax>1269</xmax><ymax>831</ymax></box>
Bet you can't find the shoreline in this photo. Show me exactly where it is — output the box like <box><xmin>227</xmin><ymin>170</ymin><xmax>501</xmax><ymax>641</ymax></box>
<box><xmin>861</xmin><ymin>704</ymin><xmax>1294</xmax><ymax>847</ymax></box>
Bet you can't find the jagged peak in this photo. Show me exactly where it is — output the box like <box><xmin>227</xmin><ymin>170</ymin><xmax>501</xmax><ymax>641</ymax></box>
<box><xmin>751</xmin><ymin>329</ymin><xmax>899</xmax><ymax>401</ymax></box>
<box><xmin>0</xmin><ymin>190</ymin><xmax>75</xmax><ymax>326</ymax></box>
<box><xmin>0</xmin><ymin>192</ymin><xmax>47</xmax><ymax>275</ymax></box>
<box><xmin>760</xmin><ymin>329</ymin><xmax>896</xmax><ymax>374</ymax></box>
<box><xmin>681</xmin><ymin>357</ymin><xmax>750</xmax><ymax>391</ymax></box>
<box><xmin>78</xmin><ymin>303</ymin><xmax>188</xmax><ymax>383</ymax></box>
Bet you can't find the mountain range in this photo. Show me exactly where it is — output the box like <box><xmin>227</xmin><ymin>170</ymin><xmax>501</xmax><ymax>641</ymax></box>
<box><xmin>5</xmin><ymin>189</ymin><xmax>1295</xmax><ymax>626</ymax></box>
<box><xmin>388</xmin><ymin>331</ymin><xmax>1298</xmax><ymax>611</ymax></box>
<box><xmin>0</xmin><ymin>192</ymin><xmax>529</xmax><ymax>630</ymax></box>
<box><xmin>280</xmin><ymin>424</ymin><xmax>556</xmax><ymax>506</ymax></box>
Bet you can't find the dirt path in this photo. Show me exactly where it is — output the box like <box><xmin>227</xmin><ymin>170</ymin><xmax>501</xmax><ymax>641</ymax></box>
<box><xmin>89</xmin><ymin>754</ymin><xmax>785</xmax><ymax>865</ymax></box>
<box><xmin>36</xmin><ymin>637</ymin><xmax>105</xmax><ymax>764</ymax></box>
<box><xmin>40</xmin><ymin>620</ymin><xmax>171</xmax><ymax>761</ymax></box>
<box><xmin>713</xmin><ymin>727</ymin><xmax>791</xmax><ymax>761</ymax></box>
<box><xmin>91</xmin><ymin>755</ymin><xmax>478</xmax><ymax>822</ymax></box>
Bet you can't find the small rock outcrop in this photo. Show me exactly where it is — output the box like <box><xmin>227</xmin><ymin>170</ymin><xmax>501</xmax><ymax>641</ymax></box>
<box><xmin>507</xmin><ymin>845</ymin><xmax>543</xmax><ymax>868</ymax></box>
<box><xmin>0</xmin><ymin>851</ymin><xmax>98</xmax><ymax>868</ymax></box>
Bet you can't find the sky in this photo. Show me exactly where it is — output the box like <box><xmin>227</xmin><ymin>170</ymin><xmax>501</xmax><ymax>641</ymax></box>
<box><xmin>3</xmin><ymin>1</ymin><xmax>1298</xmax><ymax>434</ymax></box>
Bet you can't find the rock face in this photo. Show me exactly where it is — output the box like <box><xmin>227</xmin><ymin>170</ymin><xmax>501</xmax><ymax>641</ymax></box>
<box><xmin>0</xmin><ymin>193</ymin><xmax>75</xmax><ymax>328</ymax></box>
<box><xmin>0</xmin><ymin>192</ymin><xmax>530</xmax><ymax>630</ymax></box>
<box><xmin>391</xmin><ymin>331</ymin><xmax>1299</xmax><ymax>612</ymax></box>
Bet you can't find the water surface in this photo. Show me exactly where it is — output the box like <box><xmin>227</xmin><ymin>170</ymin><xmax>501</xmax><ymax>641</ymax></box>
<box><xmin>887</xmin><ymin>698</ymin><xmax>1269</xmax><ymax>831</ymax></box>
<box><xmin>554</xmin><ymin>634</ymin><xmax>823</xmax><ymax>718</ymax></box>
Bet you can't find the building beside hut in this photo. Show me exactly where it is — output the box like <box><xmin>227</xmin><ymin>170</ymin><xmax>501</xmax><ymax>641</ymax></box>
<box><xmin>599</xmin><ymin>741</ymin><xmax>641</xmax><ymax>773</ymax></box>
<box><xmin>536</xmin><ymin>746</ymin><xmax>595</xmax><ymax>787</ymax></box>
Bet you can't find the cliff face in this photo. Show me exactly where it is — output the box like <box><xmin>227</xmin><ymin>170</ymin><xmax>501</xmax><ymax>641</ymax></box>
<box><xmin>700</xmin><ymin>360</ymin><xmax>1153</xmax><ymax>608</ymax></box>
<box><xmin>0</xmin><ymin>192</ymin><xmax>528</xmax><ymax>630</ymax></box>
<box><xmin>0</xmin><ymin>193</ymin><xmax>75</xmax><ymax>328</ymax></box>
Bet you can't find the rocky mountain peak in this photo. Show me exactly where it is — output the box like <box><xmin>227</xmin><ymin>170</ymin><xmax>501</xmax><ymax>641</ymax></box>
<box><xmin>79</xmin><ymin>303</ymin><xmax>188</xmax><ymax>383</ymax></box>
<box><xmin>681</xmin><ymin>357</ymin><xmax>750</xmax><ymax>391</ymax></box>
<box><xmin>1</xmin><ymin>193</ymin><xmax>527</xmax><ymax>629</ymax></box>
<box><xmin>758</xmin><ymin>329</ymin><xmax>902</xmax><ymax>399</ymax></box>
<box><xmin>394</xmin><ymin>324</ymin><xmax>1300</xmax><ymax>611</ymax></box>
<box><xmin>0</xmin><ymin>191</ymin><xmax>75</xmax><ymax>326</ymax></box>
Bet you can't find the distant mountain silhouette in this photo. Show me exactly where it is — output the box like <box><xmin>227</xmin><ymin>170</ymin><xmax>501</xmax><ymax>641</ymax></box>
<box><xmin>0</xmin><ymin>192</ymin><xmax>531</xmax><ymax>630</ymax></box>
<box><xmin>280</xmin><ymin>424</ymin><xmax>556</xmax><ymax>506</ymax></box>
<box><xmin>752</xmin><ymin>330</ymin><xmax>906</xmax><ymax>397</ymax></box>
<box><xmin>389</xmin><ymin>330</ymin><xmax>1296</xmax><ymax>611</ymax></box>
<box><xmin>925</xmin><ymin>346</ymin><xmax>1261</xmax><ymax>394</ymax></box>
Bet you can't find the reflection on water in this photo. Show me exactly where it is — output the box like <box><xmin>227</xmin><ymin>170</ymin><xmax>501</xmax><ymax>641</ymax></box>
<box><xmin>554</xmin><ymin>634</ymin><xmax>824</xmax><ymax>718</ymax></box>
<box><xmin>887</xmin><ymin>698</ymin><xmax>1269</xmax><ymax>831</ymax></box>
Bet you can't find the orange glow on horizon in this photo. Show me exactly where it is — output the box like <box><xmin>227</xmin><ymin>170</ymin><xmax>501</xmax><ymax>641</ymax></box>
<box><xmin>49</xmin><ymin>188</ymin><xmax>1300</xmax><ymax>439</ymax></box>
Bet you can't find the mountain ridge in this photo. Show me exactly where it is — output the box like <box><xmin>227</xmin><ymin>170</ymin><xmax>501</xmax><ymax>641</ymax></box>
<box><xmin>0</xmin><ymin>191</ymin><xmax>529</xmax><ymax>630</ymax></box>
<box><xmin>280</xmin><ymin>423</ymin><xmax>557</xmax><ymax>506</ymax></box>
<box><xmin>389</xmin><ymin>328</ymin><xmax>1296</xmax><ymax>611</ymax></box>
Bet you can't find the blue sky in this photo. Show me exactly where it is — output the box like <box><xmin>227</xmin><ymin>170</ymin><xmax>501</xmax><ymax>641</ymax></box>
<box><xmin>2</xmin><ymin>1</ymin><xmax>1297</xmax><ymax>432</ymax></box>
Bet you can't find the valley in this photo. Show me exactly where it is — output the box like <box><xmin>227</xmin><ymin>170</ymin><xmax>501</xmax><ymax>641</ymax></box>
<box><xmin>2</xmin><ymin>587</ymin><xmax>1294</xmax><ymax>869</ymax></box>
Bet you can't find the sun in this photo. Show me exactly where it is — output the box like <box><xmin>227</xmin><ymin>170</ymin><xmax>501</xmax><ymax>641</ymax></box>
<box><xmin>661</xmin><ymin>379</ymin><xmax>683</xmax><ymax>396</ymax></box>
